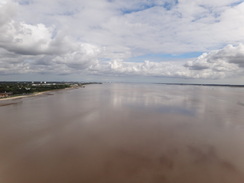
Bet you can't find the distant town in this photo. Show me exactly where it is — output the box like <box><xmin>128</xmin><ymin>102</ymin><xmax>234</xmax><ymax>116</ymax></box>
<box><xmin>0</xmin><ymin>81</ymin><xmax>102</xmax><ymax>98</ymax></box>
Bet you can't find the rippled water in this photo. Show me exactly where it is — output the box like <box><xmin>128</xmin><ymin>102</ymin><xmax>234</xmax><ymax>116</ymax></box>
<box><xmin>1</xmin><ymin>83</ymin><xmax>244</xmax><ymax>183</ymax></box>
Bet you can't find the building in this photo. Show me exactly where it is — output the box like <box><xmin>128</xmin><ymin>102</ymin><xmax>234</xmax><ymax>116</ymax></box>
<box><xmin>0</xmin><ymin>92</ymin><xmax>13</xmax><ymax>98</ymax></box>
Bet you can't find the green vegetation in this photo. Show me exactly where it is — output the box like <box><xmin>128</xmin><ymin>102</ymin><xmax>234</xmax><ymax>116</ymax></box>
<box><xmin>0</xmin><ymin>82</ymin><xmax>88</xmax><ymax>96</ymax></box>
<box><xmin>0</xmin><ymin>83</ymin><xmax>67</xmax><ymax>95</ymax></box>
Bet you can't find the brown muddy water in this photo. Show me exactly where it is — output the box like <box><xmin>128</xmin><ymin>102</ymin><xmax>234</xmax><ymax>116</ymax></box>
<box><xmin>1</xmin><ymin>83</ymin><xmax>244</xmax><ymax>183</ymax></box>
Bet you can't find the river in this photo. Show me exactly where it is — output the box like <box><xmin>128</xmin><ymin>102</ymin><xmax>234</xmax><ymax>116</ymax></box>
<box><xmin>0</xmin><ymin>83</ymin><xmax>244</xmax><ymax>183</ymax></box>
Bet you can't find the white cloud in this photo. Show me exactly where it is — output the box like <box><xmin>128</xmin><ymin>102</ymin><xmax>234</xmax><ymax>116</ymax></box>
<box><xmin>11</xmin><ymin>0</ymin><xmax>244</xmax><ymax>55</ymax></box>
<box><xmin>184</xmin><ymin>44</ymin><xmax>244</xmax><ymax>78</ymax></box>
<box><xmin>89</xmin><ymin>60</ymin><xmax>186</xmax><ymax>78</ymax></box>
<box><xmin>89</xmin><ymin>44</ymin><xmax>244</xmax><ymax>80</ymax></box>
<box><xmin>1</xmin><ymin>0</ymin><xmax>244</xmax><ymax>82</ymax></box>
<box><xmin>0</xmin><ymin>21</ymin><xmax>54</xmax><ymax>55</ymax></box>
<box><xmin>53</xmin><ymin>43</ymin><xmax>102</xmax><ymax>70</ymax></box>
<box><xmin>0</xmin><ymin>42</ymin><xmax>102</xmax><ymax>75</ymax></box>
<box><xmin>0</xmin><ymin>0</ymin><xmax>16</xmax><ymax>25</ymax></box>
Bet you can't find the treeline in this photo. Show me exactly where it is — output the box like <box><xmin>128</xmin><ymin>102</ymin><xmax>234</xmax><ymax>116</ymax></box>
<box><xmin>0</xmin><ymin>83</ymin><xmax>71</xmax><ymax>95</ymax></box>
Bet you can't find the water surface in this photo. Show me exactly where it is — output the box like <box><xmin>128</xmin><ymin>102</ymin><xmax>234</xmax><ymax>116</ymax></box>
<box><xmin>1</xmin><ymin>84</ymin><xmax>244</xmax><ymax>183</ymax></box>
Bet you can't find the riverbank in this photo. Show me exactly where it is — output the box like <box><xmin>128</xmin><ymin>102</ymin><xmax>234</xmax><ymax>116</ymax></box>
<box><xmin>0</xmin><ymin>86</ymin><xmax>76</xmax><ymax>102</ymax></box>
<box><xmin>0</xmin><ymin>82</ymin><xmax>102</xmax><ymax>103</ymax></box>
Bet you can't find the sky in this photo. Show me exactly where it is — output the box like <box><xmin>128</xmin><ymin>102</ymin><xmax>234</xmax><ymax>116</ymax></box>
<box><xmin>1</xmin><ymin>0</ymin><xmax>244</xmax><ymax>83</ymax></box>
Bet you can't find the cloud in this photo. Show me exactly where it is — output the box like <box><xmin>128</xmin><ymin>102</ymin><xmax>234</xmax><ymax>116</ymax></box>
<box><xmin>211</xmin><ymin>44</ymin><xmax>244</xmax><ymax>68</ymax></box>
<box><xmin>0</xmin><ymin>21</ymin><xmax>55</xmax><ymax>55</ymax></box>
<box><xmin>0</xmin><ymin>0</ymin><xmax>102</xmax><ymax>75</ymax></box>
<box><xmin>52</xmin><ymin>43</ymin><xmax>102</xmax><ymax>71</ymax></box>
<box><xmin>0</xmin><ymin>43</ymin><xmax>102</xmax><ymax>75</ymax></box>
<box><xmin>0</xmin><ymin>19</ymin><xmax>72</xmax><ymax>56</ymax></box>
<box><xmin>0</xmin><ymin>0</ymin><xmax>16</xmax><ymax>25</ymax></box>
<box><xmin>185</xmin><ymin>44</ymin><xmax>244</xmax><ymax>69</ymax></box>
<box><xmin>1</xmin><ymin>0</ymin><xmax>244</xmax><ymax>82</ymax></box>
<box><xmin>89</xmin><ymin>60</ymin><xmax>187</xmax><ymax>78</ymax></box>
<box><xmin>89</xmin><ymin>44</ymin><xmax>244</xmax><ymax>80</ymax></box>
<box><xmin>184</xmin><ymin>44</ymin><xmax>244</xmax><ymax>78</ymax></box>
<box><xmin>10</xmin><ymin>0</ymin><xmax>244</xmax><ymax>56</ymax></box>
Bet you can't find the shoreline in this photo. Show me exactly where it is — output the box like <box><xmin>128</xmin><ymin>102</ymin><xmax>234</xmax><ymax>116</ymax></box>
<box><xmin>0</xmin><ymin>87</ymin><xmax>76</xmax><ymax>102</ymax></box>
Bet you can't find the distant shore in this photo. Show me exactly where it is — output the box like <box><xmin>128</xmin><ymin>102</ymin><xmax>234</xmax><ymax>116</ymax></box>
<box><xmin>0</xmin><ymin>82</ymin><xmax>102</xmax><ymax>103</ymax></box>
<box><xmin>0</xmin><ymin>86</ymin><xmax>76</xmax><ymax>102</ymax></box>
<box><xmin>157</xmin><ymin>83</ymin><xmax>244</xmax><ymax>87</ymax></box>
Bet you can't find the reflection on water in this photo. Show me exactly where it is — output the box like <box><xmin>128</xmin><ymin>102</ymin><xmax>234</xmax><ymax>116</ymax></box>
<box><xmin>0</xmin><ymin>84</ymin><xmax>244</xmax><ymax>183</ymax></box>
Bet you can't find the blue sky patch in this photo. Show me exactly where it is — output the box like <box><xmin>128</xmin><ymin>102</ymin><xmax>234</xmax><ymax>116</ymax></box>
<box><xmin>163</xmin><ymin>0</ymin><xmax>179</xmax><ymax>10</ymax></box>
<box><xmin>121</xmin><ymin>4</ymin><xmax>156</xmax><ymax>14</ymax></box>
<box><xmin>122</xmin><ymin>0</ymin><xmax>179</xmax><ymax>14</ymax></box>
<box><xmin>126</xmin><ymin>52</ymin><xmax>202</xmax><ymax>62</ymax></box>
<box><xmin>230</xmin><ymin>0</ymin><xmax>244</xmax><ymax>7</ymax></box>
<box><xmin>18</xmin><ymin>0</ymin><xmax>32</xmax><ymax>5</ymax></box>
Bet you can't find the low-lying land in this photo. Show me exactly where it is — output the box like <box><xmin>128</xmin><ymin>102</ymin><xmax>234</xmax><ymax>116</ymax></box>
<box><xmin>0</xmin><ymin>81</ymin><xmax>101</xmax><ymax>100</ymax></box>
<box><xmin>158</xmin><ymin>83</ymin><xmax>244</xmax><ymax>87</ymax></box>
